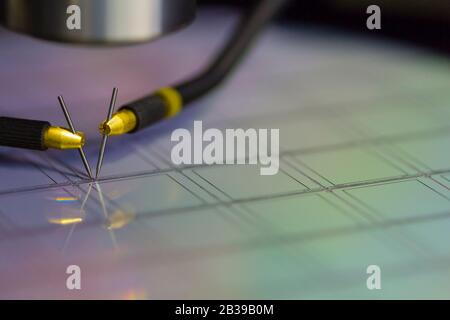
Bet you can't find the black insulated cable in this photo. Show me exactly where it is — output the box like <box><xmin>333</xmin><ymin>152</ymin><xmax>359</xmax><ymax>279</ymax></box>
<box><xmin>104</xmin><ymin>0</ymin><xmax>290</xmax><ymax>136</ymax></box>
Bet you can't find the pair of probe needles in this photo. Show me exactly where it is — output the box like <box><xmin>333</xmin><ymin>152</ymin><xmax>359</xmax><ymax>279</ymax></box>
<box><xmin>1</xmin><ymin>0</ymin><xmax>287</xmax><ymax>173</ymax></box>
<box><xmin>57</xmin><ymin>87</ymin><xmax>118</xmax><ymax>180</ymax></box>
<box><xmin>0</xmin><ymin>88</ymin><xmax>117</xmax><ymax>180</ymax></box>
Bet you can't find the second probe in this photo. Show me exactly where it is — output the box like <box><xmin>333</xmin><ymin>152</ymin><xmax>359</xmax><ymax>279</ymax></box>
<box><xmin>99</xmin><ymin>0</ymin><xmax>288</xmax><ymax>137</ymax></box>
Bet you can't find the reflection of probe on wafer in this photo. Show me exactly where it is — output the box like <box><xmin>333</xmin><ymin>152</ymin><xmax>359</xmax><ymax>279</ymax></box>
<box><xmin>0</xmin><ymin>117</ymin><xmax>84</xmax><ymax>151</ymax></box>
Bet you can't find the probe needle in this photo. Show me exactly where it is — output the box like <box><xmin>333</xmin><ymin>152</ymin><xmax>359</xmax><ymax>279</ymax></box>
<box><xmin>96</xmin><ymin>87</ymin><xmax>118</xmax><ymax>179</ymax></box>
<box><xmin>58</xmin><ymin>95</ymin><xmax>93</xmax><ymax>179</ymax></box>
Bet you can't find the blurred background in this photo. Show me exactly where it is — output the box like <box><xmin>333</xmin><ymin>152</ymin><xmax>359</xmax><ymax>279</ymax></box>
<box><xmin>203</xmin><ymin>0</ymin><xmax>449</xmax><ymax>54</ymax></box>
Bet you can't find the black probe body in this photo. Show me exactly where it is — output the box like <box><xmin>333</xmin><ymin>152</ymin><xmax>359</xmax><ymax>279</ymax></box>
<box><xmin>0</xmin><ymin>116</ymin><xmax>84</xmax><ymax>150</ymax></box>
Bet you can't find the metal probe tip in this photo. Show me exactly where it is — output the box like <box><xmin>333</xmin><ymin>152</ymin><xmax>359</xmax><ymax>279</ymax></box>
<box><xmin>58</xmin><ymin>95</ymin><xmax>93</xmax><ymax>179</ymax></box>
<box><xmin>43</xmin><ymin>127</ymin><xmax>85</xmax><ymax>149</ymax></box>
<box><xmin>99</xmin><ymin>109</ymin><xmax>137</xmax><ymax>136</ymax></box>
<box><xmin>96</xmin><ymin>88</ymin><xmax>118</xmax><ymax>179</ymax></box>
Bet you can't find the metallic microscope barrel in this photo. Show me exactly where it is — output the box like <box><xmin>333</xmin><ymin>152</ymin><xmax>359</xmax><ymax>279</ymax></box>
<box><xmin>0</xmin><ymin>0</ymin><xmax>196</xmax><ymax>45</ymax></box>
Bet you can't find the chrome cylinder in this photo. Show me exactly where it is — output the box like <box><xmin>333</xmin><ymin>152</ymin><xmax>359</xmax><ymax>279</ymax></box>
<box><xmin>0</xmin><ymin>0</ymin><xmax>196</xmax><ymax>45</ymax></box>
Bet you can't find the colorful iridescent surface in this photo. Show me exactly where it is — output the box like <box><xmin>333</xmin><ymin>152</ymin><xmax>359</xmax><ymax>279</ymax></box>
<box><xmin>0</xmin><ymin>9</ymin><xmax>449</xmax><ymax>299</ymax></box>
